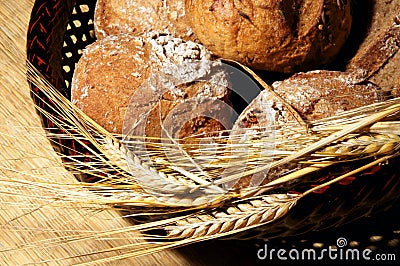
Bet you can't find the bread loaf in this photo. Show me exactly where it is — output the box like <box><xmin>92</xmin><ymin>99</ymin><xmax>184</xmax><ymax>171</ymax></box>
<box><xmin>71</xmin><ymin>34</ymin><xmax>233</xmax><ymax>141</ymax></box>
<box><xmin>233</xmin><ymin>70</ymin><xmax>385</xmax><ymax>130</ymax></box>
<box><xmin>94</xmin><ymin>0</ymin><xmax>196</xmax><ymax>41</ymax></box>
<box><xmin>345</xmin><ymin>1</ymin><xmax>400</xmax><ymax>91</ymax></box>
<box><xmin>185</xmin><ymin>0</ymin><xmax>352</xmax><ymax>73</ymax></box>
<box><xmin>230</xmin><ymin>70</ymin><xmax>385</xmax><ymax>188</ymax></box>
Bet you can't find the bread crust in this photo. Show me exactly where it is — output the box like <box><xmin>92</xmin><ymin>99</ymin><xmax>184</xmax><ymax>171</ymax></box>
<box><xmin>229</xmin><ymin>70</ymin><xmax>385</xmax><ymax>189</ymax></box>
<box><xmin>233</xmin><ymin>70</ymin><xmax>385</xmax><ymax>131</ymax></box>
<box><xmin>271</xmin><ymin>70</ymin><xmax>385</xmax><ymax>121</ymax></box>
<box><xmin>185</xmin><ymin>0</ymin><xmax>352</xmax><ymax>72</ymax></box>
<box><xmin>71</xmin><ymin>34</ymin><xmax>232</xmax><ymax>139</ymax></box>
<box><xmin>94</xmin><ymin>0</ymin><xmax>196</xmax><ymax>41</ymax></box>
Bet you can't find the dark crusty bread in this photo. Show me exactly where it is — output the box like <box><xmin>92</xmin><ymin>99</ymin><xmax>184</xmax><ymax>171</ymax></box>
<box><xmin>94</xmin><ymin>0</ymin><xmax>196</xmax><ymax>41</ymax></box>
<box><xmin>71</xmin><ymin>33</ymin><xmax>233</xmax><ymax>140</ymax></box>
<box><xmin>345</xmin><ymin>0</ymin><xmax>400</xmax><ymax>92</ymax></box>
<box><xmin>233</xmin><ymin>70</ymin><xmax>385</xmax><ymax>130</ymax></box>
<box><xmin>270</xmin><ymin>71</ymin><xmax>386</xmax><ymax>122</ymax></box>
<box><xmin>185</xmin><ymin>0</ymin><xmax>352</xmax><ymax>73</ymax></box>
<box><xmin>229</xmin><ymin>70</ymin><xmax>385</xmax><ymax>188</ymax></box>
<box><xmin>124</xmin><ymin>64</ymin><xmax>234</xmax><ymax>144</ymax></box>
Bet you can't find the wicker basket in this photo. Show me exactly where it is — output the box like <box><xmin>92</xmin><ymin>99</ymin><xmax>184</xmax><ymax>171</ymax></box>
<box><xmin>26</xmin><ymin>0</ymin><xmax>400</xmax><ymax>242</ymax></box>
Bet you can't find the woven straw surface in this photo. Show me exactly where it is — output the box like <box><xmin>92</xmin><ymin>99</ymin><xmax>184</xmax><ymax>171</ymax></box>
<box><xmin>0</xmin><ymin>1</ymin><xmax>282</xmax><ymax>265</ymax></box>
<box><xmin>0</xmin><ymin>0</ymin><xmax>192</xmax><ymax>265</ymax></box>
<box><xmin>1</xmin><ymin>0</ymin><xmax>399</xmax><ymax>265</ymax></box>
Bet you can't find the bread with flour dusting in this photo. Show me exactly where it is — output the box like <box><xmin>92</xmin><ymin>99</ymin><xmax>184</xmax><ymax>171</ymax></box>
<box><xmin>71</xmin><ymin>33</ymin><xmax>232</xmax><ymax>139</ymax></box>
<box><xmin>94</xmin><ymin>0</ymin><xmax>196</xmax><ymax>41</ymax></box>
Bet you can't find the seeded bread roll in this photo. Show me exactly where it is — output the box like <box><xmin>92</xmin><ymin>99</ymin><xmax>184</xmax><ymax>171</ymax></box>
<box><xmin>71</xmin><ymin>34</ymin><xmax>232</xmax><ymax>140</ymax></box>
<box><xmin>185</xmin><ymin>0</ymin><xmax>352</xmax><ymax>73</ymax></box>
<box><xmin>94</xmin><ymin>0</ymin><xmax>196</xmax><ymax>41</ymax></box>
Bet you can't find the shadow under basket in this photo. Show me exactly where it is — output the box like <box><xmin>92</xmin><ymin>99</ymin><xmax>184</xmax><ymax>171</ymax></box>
<box><xmin>26</xmin><ymin>0</ymin><xmax>400</xmax><ymax>241</ymax></box>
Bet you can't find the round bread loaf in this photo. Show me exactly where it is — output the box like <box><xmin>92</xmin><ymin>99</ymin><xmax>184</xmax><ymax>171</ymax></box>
<box><xmin>230</xmin><ymin>70</ymin><xmax>385</xmax><ymax>188</ymax></box>
<box><xmin>185</xmin><ymin>0</ymin><xmax>352</xmax><ymax>73</ymax></box>
<box><xmin>94</xmin><ymin>0</ymin><xmax>196</xmax><ymax>41</ymax></box>
<box><xmin>71</xmin><ymin>33</ymin><xmax>233</xmax><ymax>141</ymax></box>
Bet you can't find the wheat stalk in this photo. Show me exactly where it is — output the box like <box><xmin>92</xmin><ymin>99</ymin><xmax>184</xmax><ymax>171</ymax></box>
<box><xmin>26</xmin><ymin>60</ymin><xmax>400</xmax><ymax>204</ymax></box>
<box><xmin>27</xmin><ymin>62</ymin><xmax>238</xmax><ymax>208</ymax></box>
<box><xmin>3</xmin><ymin>1</ymin><xmax>400</xmax><ymax>264</ymax></box>
<box><xmin>160</xmin><ymin>153</ymin><xmax>397</xmax><ymax>244</ymax></box>
<box><xmin>2</xmin><ymin>55</ymin><xmax>398</xmax><ymax>265</ymax></box>
<box><xmin>76</xmin><ymin>153</ymin><xmax>397</xmax><ymax>263</ymax></box>
<box><xmin>165</xmin><ymin>193</ymin><xmax>299</xmax><ymax>239</ymax></box>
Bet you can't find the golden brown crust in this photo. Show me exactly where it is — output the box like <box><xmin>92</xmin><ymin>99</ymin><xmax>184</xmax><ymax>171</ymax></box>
<box><xmin>185</xmin><ymin>0</ymin><xmax>352</xmax><ymax>73</ymax></box>
<box><xmin>71</xmin><ymin>34</ymin><xmax>232</xmax><ymax>141</ymax></box>
<box><xmin>71</xmin><ymin>35</ymin><xmax>151</xmax><ymax>133</ymax></box>
<box><xmin>94</xmin><ymin>0</ymin><xmax>196</xmax><ymax>41</ymax></box>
